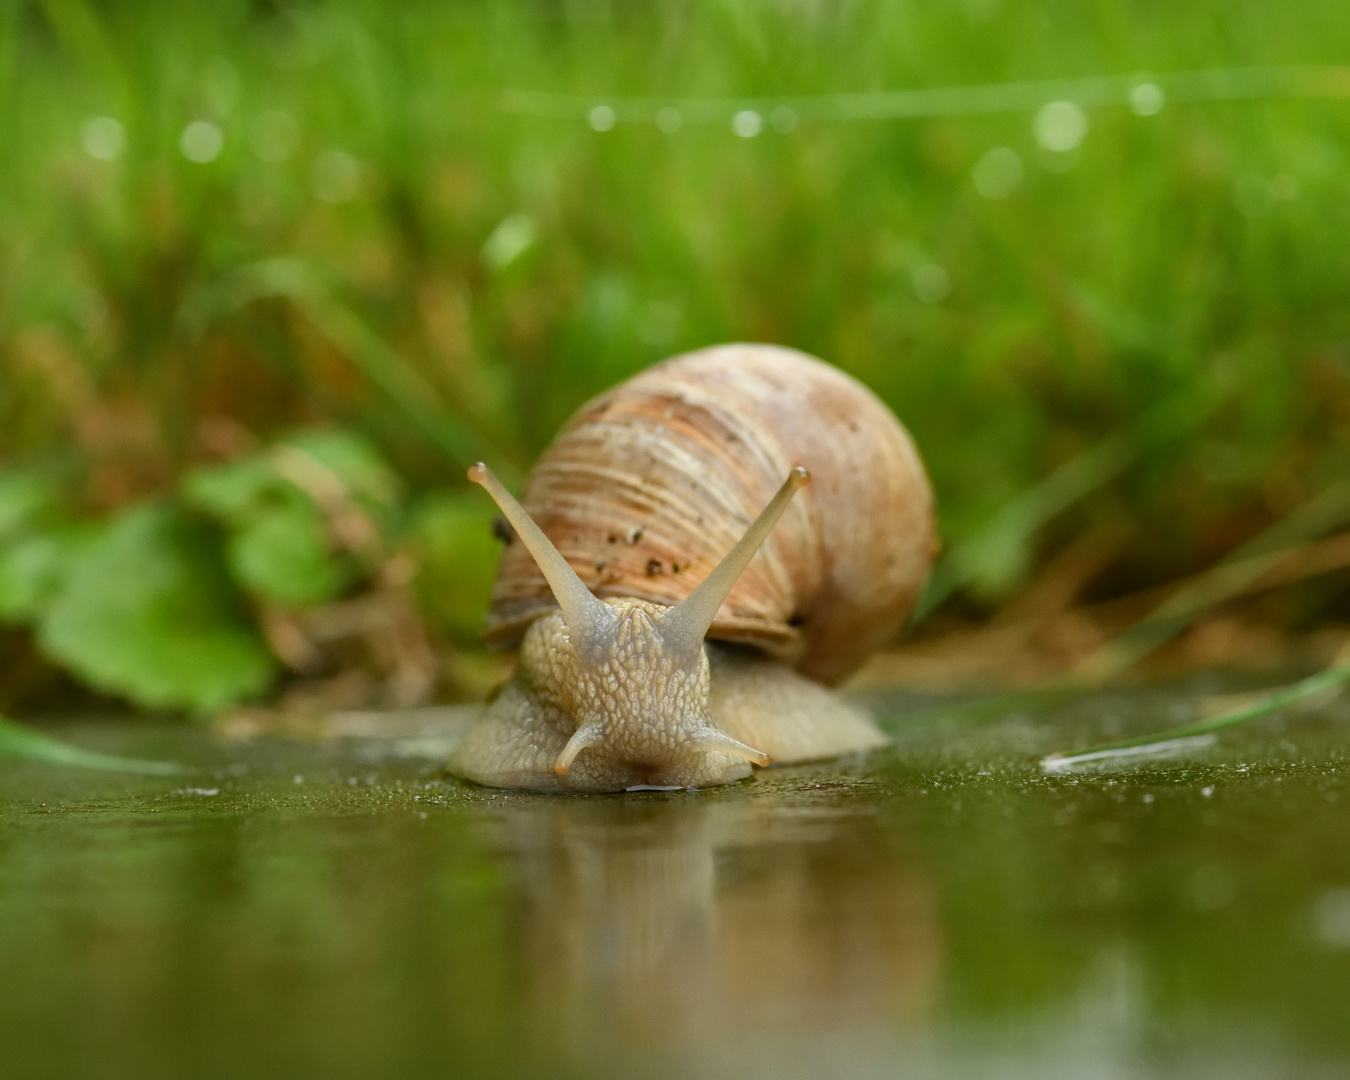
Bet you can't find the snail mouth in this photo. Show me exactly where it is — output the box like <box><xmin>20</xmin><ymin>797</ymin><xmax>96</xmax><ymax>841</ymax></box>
<box><xmin>622</xmin><ymin>754</ymin><xmax>753</xmax><ymax>791</ymax></box>
<box><xmin>627</xmin><ymin>765</ymin><xmax>683</xmax><ymax>790</ymax></box>
<box><xmin>552</xmin><ymin>724</ymin><xmax>770</xmax><ymax>778</ymax></box>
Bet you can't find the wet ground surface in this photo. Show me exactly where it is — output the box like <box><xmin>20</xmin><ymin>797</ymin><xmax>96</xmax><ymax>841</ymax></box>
<box><xmin>2</xmin><ymin>683</ymin><xmax>1349</xmax><ymax>1079</ymax></box>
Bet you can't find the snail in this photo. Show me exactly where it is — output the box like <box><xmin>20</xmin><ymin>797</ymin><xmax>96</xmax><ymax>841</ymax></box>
<box><xmin>449</xmin><ymin>344</ymin><xmax>935</xmax><ymax>792</ymax></box>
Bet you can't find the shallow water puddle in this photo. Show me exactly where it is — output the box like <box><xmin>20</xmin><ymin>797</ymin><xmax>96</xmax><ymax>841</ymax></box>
<box><xmin>1</xmin><ymin>690</ymin><xmax>1348</xmax><ymax>1079</ymax></box>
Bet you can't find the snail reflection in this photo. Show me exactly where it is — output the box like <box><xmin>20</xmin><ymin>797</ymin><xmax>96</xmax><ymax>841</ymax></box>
<box><xmin>488</xmin><ymin>791</ymin><xmax>941</xmax><ymax>1064</ymax></box>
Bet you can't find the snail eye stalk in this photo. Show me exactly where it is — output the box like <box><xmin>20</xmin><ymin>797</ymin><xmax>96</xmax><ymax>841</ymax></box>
<box><xmin>658</xmin><ymin>466</ymin><xmax>810</xmax><ymax>655</ymax></box>
<box><xmin>468</xmin><ymin>463</ymin><xmax>617</xmax><ymax>651</ymax></box>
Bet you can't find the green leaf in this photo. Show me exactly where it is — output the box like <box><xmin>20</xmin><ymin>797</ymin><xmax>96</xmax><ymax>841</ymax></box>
<box><xmin>0</xmin><ymin>467</ymin><xmax>92</xmax><ymax>624</ymax></box>
<box><xmin>282</xmin><ymin>428</ymin><xmax>401</xmax><ymax>512</ymax></box>
<box><xmin>229</xmin><ymin>501</ymin><xmax>357</xmax><ymax>606</ymax></box>
<box><xmin>0</xmin><ymin>470</ymin><xmax>63</xmax><ymax>541</ymax></box>
<box><xmin>409</xmin><ymin>490</ymin><xmax>501</xmax><ymax>642</ymax></box>
<box><xmin>0</xmin><ymin>524</ymin><xmax>97</xmax><ymax>622</ymax></box>
<box><xmin>181</xmin><ymin>427</ymin><xmax>399</xmax><ymax>607</ymax></box>
<box><xmin>37</xmin><ymin>502</ymin><xmax>276</xmax><ymax>713</ymax></box>
<box><xmin>180</xmin><ymin>456</ymin><xmax>277</xmax><ymax>521</ymax></box>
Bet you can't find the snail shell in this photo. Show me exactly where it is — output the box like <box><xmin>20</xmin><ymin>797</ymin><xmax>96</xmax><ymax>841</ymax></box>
<box><xmin>483</xmin><ymin>343</ymin><xmax>935</xmax><ymax>684</ymax></box>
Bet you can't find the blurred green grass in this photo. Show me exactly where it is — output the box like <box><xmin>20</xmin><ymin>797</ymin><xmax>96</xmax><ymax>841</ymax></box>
<box><xmin>3</xmin><ymin>0</ymin><xmax>1350</xmax><ymax>711</ymax></box>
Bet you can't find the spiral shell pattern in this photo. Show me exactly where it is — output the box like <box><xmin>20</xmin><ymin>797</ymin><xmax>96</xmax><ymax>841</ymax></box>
<box><xmin>483</xmin><ymin>344</ymin><xmax>936</xmax><ymax>684</ymax></box>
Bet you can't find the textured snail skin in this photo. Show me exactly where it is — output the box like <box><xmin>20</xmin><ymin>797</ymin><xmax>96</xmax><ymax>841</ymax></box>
<box><xmin>448</xmin><ymin>602</ymin><xmax>888</xmax><ymax>793</ymax></box>
<box><xmin>450</xmin><ymin>602</ymin><xmax>749</xmax><ymax>791</ymax></box>
<box><xmin>450</xmin><ymin>344</ymin><xmax>934</xmax><ymax>793</ymax></box>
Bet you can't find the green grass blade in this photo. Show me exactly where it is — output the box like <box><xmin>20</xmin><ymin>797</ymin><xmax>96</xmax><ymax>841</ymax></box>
<box><xmin>502</xmin><ymin>65</ymin><xmax>1350</xmax><ymax>124</ymax></box>
<box><xmin>298</xmin><ymin>292</ymin><xmax>523</xmax><ymax>485</ymax></box>
<box><xmin>914</xmin><ymin>386</ymin><xmax>1231</xmax><ymax>623</ymax></box>
<box><xmin>0</xmin><ymin>718</ymin><xmax>182</xmax><ymax>775</ymax></box>
<box><xmin>1041</xmin><ymin>662</ymin><xmax>1350</xmax><ymax>772</ymax></box>
<box><xmin>914</xmin><ymin>431</ymin><xmax>1136</xmax><ymax>620</ymax></box>
<box><xmin>184</xmin><ymin>259</ymin><xmax>522</xmax><ymax>487</ymax></box>
<box><xmin>1066</xmin><ymin>480</ymin><xmax>1350</xmax><ymax>684</ymax></box>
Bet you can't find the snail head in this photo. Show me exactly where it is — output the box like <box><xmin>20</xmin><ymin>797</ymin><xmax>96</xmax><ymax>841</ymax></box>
<box><xmin>468</xmin><ymin>462</ymin><xmax>809</xmax><ymax>785</ymax></box>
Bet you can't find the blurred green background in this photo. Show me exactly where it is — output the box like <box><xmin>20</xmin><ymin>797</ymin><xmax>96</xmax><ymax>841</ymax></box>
<box><xmin>3</xmin><ymin>0</ymin><xmax>1350</xmax><ymax>716</ymax></box>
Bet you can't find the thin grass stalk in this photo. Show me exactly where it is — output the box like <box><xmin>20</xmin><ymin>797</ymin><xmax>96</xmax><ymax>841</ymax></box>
<box><xmin>1041</xmin><ymin>656</ymin><xmax>1350</xmax><ymax>772</ymax></box>
<box><xmin>0</xmin><ymin>717</ymin><xmax>181</xmax><ymax>774</ymax></box>
<box><xmin>1065</xmin><ymin>480</ymin><xmax>1350</xmax><ymax>685</ymax></box>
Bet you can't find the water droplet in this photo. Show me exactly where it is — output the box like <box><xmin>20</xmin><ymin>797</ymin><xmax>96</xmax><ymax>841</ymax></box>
<box><xmin>482</xmin><ymin>212</ymin><xmax>538</xmax><ymax>270</ymax></box>
<box><xmin>1034</xmin><ymin>101</ymin><xmax>1088</xmax><ymax>153</ymax></box>
<box><xmin>312</xmin><ymin>149</ymin><xmax>361</xmax><ymax>204</ymax></box>
<box><xmin>1129</xmin><ymin>81</ymin><xmax>1165</xmax><ymax>116</ymax></box>
<box><xmin>81</xmin><ymin>115</ymin><xmax>125</xmax><ymax>161</ymax></box>
<box><xmin>911</xmin><ymin>263</ymin><xmax>951</xmax><ymax>304</ymax></box>
<box><xmin>731</xmin><ymin>110</ymin><xmax>762</xmax><ymax>138</ymax></box>
<box><xmin>180</xmin><ymin>120</ymin><xmax>224</xmax><ymax>163</ymax></box>
<box><xmin>588</xmin><ymin>104</ymin><xmax>616</xmax><ymax>131</ymax></box>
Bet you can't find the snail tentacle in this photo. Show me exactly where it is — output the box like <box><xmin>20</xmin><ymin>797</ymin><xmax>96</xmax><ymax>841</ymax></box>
<box><xmin>657</xmin><ymin>466</ymin><xmax>810</xmax><ymax>655</ymax></box>
<box><xmin>688</xmin><ymin>726</ymin><xmax>771</xmax><ymax>767</ymax></box>
<box><xmin>553</xmin><ymin>722</ymin><xmax>605</xmax><ymax>776</ymax></box>
<box><xmin>468</xmin><ymin>463</ymin><xmax>617</xmax><ymax>650</ymax></box>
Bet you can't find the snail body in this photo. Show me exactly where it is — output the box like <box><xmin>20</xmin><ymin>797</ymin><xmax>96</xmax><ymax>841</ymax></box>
<box><xmin>450</xmin><ymin>344</ymin><xmax>935</xmax><ymax>792</ymax></box>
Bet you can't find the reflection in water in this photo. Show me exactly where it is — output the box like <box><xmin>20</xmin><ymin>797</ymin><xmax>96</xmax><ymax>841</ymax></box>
<box><xmin>490</xmin><ymin>795</ymin><xmax>940</xmax><ymax>1073</ymax></box>
<box><xmin>3</xmin><ymin>717</ymin><xmax>1350</xmax><ymax>1078</ymax></box>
